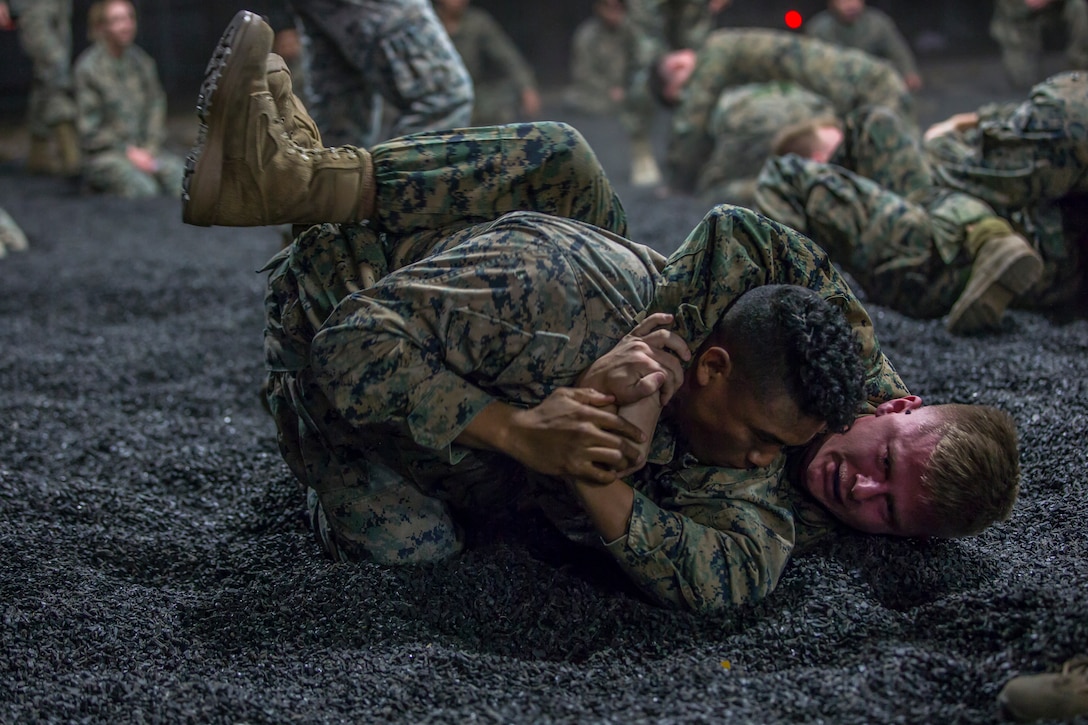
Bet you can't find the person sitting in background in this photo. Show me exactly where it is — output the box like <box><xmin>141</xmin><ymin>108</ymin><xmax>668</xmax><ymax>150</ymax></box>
<box><xmin>990</xmin><ymin>0</ymin><xmax>1088</xmax><ymax>89</ymax></box>
<box><xmin>6</xmin><ymin>0</ymin><xmax>81</xmax><ymax>177</ymax></box>
<box><xmin>73</xmin><ymin>0</ymin><xmax>184</xmax><ymax>198</ymax></box>
<box><xmin>563</xmin><ymin>0</ymin><xmax>634</xmax><ymax>116</ymax></box>
<box><xmin>806</xmin><ymin>0</ymin><xmax>923</xmax><ymax>92</ymax></box>
<box><xmin>433</xmin><ymin>0</ymin><xmax>541</xmax><ymax>125</ymax></box>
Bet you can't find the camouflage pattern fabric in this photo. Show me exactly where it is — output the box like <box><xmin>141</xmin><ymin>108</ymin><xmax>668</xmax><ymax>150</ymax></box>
<box><xmin>622</xmin><ymin>0</ymin><xmax>722</xmax><ymax>152</ymax></box>
<box><xmin>805</xmin><ymin>7</ymin><xmax>920</xmax><ymax>81</ymax></box>
<box><xmin>564</xmin><ymin>14</ymin><xmax>635</xmax><ymax>116</ymax></box>
<box><xmin>990</xmin><ymin>0</ymin><xmax>1088</xmax><ymax>89</ymax></box>
<box><xmin>926</xmin><ymin>71</ymin><xmax>1088</xmax><ymax>211</ymax></box>
<box><xmin>627</xmin><ymin>0</ymin><xmax>722</xmax><ymax>60</ymax></box>
<box><xmin>696</xmin><ymin>81</ymin><xmax>836</xmax><ymax>207</ymax></box>
<box><xmin>288</xmin><ymin>0</ymin><xmax>473</xmax><ymax>147</ymax></box>
<box><xmin>11</xmin><ymin>0</ymin><xmax>76</xmax><ymax>139</ymax></box>
<box><xmin>443</xmin><ymin>6</ymin><xmax>537</xmax><ymax>126</ymax></box>
<box><xmin>367</xmin><ymin>122</ymin><xmax>630</xmax><ymax>265</ymax></box>
<box><xmin>831</xmin><ymin>104</ymin><xmax>934</xmax><ymax>196</ymax></box>
<box><xmin>73</xmin><ymin>42</ymin><xmax>183</xmax><ymax>198</ymax></box>
<box><xmin>755</xmin><ymin>89</ymin><xmax>1088</xmax><ymax>317</ymax></box>
<box><xmin>666</xmin><ymin>29</ymin><xmax>915</xmax><ymax>193</ymax></box>
<box><xmin>262</xmin><ymin>121</ymin><xmax>908</xmax><ymax>612</ymax></box>
<box><xmin>756</xmin><ymin>154</ymin><xmax>985</xmax><ymax>318</ymax></box>
<box><xmin>926</xmin><ymin>71</ymin><xmax>1088</xmax><ymax>304</ymax></box>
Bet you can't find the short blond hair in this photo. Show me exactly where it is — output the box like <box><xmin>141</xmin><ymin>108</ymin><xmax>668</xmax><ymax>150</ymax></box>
<box><xmin>771</xmin><ymin>116</ymin><xmax>842</xmax><ymax>158</ymax></box>
<box><xmin>919</xmin><ymin>403</ymin><xmax>1020</xmax><ymax>537</ymax></box>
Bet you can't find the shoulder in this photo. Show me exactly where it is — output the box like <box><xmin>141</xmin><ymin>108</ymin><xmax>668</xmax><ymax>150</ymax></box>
<box><xmin>860</xmin><ymin>7</ymin><xmax>898</xmax><ymax>29</ymax></box>
<box><xmin>806</xmin><ymin>11</ymin><xmax>836</xmax><ymax>32</ymax></box>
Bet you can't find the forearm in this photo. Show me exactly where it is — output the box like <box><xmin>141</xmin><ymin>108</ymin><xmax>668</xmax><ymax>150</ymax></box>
<box><xmin>454</xmin><ymin>399</ymin><xmax>516</xmax><ymax>454</ymax></box>
<box><xmin>601</xmin><ymin>487</ymin><xmax>792</xmax><ymax>612</ymax></box>
<box><xmin>572</xmin><ymin>478</ymin><xmax>635</xmax><ymax>542</ymax></box>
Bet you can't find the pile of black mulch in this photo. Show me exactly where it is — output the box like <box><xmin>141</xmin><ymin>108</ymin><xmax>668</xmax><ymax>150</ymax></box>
<box><xmin>2</xmin><ymin>107</ymin><xmax>1087</xmax><ymax>722</ymax></box>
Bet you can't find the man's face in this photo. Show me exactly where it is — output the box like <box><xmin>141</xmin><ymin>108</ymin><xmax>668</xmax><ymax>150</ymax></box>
<box><xmin>801</xmin><ymin>396</ymin><xmax>945</xmax><ymax>537</ymax></box>
<box><xmin>830</xmin><ymin>0</ymin><xmax>865</xmax><ymax>23</ymax></box>
<box><xmin>678</xmin><ymin>348</ymin><xmax>825</xmax><ymax>470</ymax></box>
<box><xmin>101</xmin><ymin>1</ymin><xmax>137</xmax><ymax>49</ymax></box>
<box><xmin>596</xmin><ymin>0</ymin><xmax>626</xmax><ymax>28</ymax></box>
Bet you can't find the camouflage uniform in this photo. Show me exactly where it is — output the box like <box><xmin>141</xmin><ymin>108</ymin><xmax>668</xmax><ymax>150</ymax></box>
<box><xmin>9</xmin><ymin>0</ymin><xmax>76</xmax><ymax>140</ymax></box>
<box><xmin>755</xmin><ymin>83</ymin><xmax>1088</xmax><ymax>318</ymax></box>
<box><xmin>73</xmin><ymin>42</ymin><xmax>184</xmax><ymax>198</ymax></box>
<box><xmin>288</xmin><ymin>0</ymin><xmax>473</xmax><ymax>147</ymax></box>
<box><xmin>694</xmin><ymin>81</ymin><xmax>836</xmax><ymax>207</ymax></box>
<box><xmin>442</xmin><ymin>6</ymin><xmax>537</xmax><ymax>126</ymax></box>
<box><xmin>666</xmin><ymin>29</ymin><xmax>915</xmax><ymax>195</ymax></box>
<box><xmin>563</xmin><ymin>13</ymin><xmax>635</xmax><ymax>116</ymax></box>
<box><xmin>805</xmin><ymin>6</ymin><xmax>920</xmax><ymax>83</ymax></box>
<box><xmin>627</xmin><ymin>0</ymin><xmax>723</xmax><ymax>59</ymax></box>
<box><xmin>622</xmin><ymin>0</ymin><xmax>724</xmax><ymax>171</ymax></box>
<box><xmin>990</xmin><ymin>0</ymin><xmax>1088</xmax><ymax>89</ymax></box>
<box><xmin>262</xmin><ymin>120</ymin><xmax>908</xmax><ymax>612</ymax></box>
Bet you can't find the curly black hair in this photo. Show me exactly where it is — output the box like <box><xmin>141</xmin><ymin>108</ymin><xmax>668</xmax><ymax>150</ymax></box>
<box><xmin>710</xmin><ymin>285</ymin><xmax>865</xmax><ymax>433</ymax></box>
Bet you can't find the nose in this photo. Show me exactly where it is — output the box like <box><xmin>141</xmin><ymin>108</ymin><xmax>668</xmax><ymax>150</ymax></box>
<box><xmin>746</xmin><ymin>444</ymin><xmax>780</xmax><ymax>470</ymax></box>
<box><xmin>850</xmin><ymin>474</ymin><xmax>887</xmax><ymax>501</ymax></box>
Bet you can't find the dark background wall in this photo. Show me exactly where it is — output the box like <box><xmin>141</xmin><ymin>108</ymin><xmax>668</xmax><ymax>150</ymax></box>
<box><xmin>0</xmin><ymin>0</ymin><xmax>998</xmax><ymax>112</ymax></box>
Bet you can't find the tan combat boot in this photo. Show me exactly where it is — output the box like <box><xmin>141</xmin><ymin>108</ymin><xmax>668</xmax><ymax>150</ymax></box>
<box><xmin>946</xmin><ymin>218</ymin><xmax>1043</xmax><ymax>335</ymax></box>
<box><xmin>629</xmin><ymin>136</ymin><xmax>663</xmax><ymax>187</ymax></box>
<box><xmin>0</xmin><ymin>208</ymin><xmax>28</xmax><ymax>255</ymax></box>
<box><xmin>182</xmin><ymin>11</ymin><xmax>374</xmax><ymax>227</ymax></box>
<box><xmin>53</xmin><ymin>121</ymin><xmax>81</xmax><ymax>177</ymax></box>
<box><xmin>998</xmin><ymin>655</ymin><xmax>1088</xmax><ymax>722</ymax></box>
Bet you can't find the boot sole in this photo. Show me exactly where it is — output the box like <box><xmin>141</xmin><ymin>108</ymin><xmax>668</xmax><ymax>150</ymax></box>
<box><xmin>182</xmin><ymin>11</ymin><xmax>270</xmax><ymax>226</ymax></box>
<box><xmin>947</xmin><ymin>248</ymin><xmax>1043</xmax><ymax>334</ymax></box>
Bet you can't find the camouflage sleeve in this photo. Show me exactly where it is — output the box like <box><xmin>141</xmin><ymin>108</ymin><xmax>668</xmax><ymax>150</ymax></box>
<box><xmin>603</xmin><ymin>464</ymin><xmax>795</xmax><ymax>612</ymax></box>
<box><xmin>308</xmin><ymin>213</ymin><xmax>656</xmax><ymax>456</ymax></box>
<box><xmin>666</xmin><ymin>34</ymin><xmax>731</xmax><ymax>191</ymax></box>
<box><xmin>654</xmin><ymin>204</ymin><xmax>909</xmax><ymax>410</ymax></box>
<box><xmin>74</xmin><ymin>51</ymin><xmax>122</xmax><ymax>154</ymax></box>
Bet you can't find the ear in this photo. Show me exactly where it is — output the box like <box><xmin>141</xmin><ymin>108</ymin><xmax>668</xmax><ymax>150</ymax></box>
<box><xmin>694</xmin><ymin>346</ymin><xmax>732</xmax><ymax>387</ymax></box>
<box><xmin>874</xmin><ymin>395</ymin><xmax>923</xmax><ymax>417</ymax></box>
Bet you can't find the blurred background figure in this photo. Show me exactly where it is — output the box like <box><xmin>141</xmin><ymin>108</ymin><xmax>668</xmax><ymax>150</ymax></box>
<box><xmin>74</xmin><ymin>0</ymin><xmax>184</xmax><ymax>198</ymax></box>
<box><xmin>7</xmin><ymin>0</ymin><xmax>80</xmax><ymax>177</ymax></box>
<box><xmin>433</xmin><ymin>0</ymin><xmax>540</xmax><ymax>125</ymax></box>
<box><xmin>288</xmin><ymin>0</ymin><xmax>473</xmax><ymax>148</ymax></box>
<box><xmin>622</xmin><ymin>0</ymin><xmax>731</xmax><ymax>187</ymax></box>
<box><xmin>563</xmin><ymin>0</ymin><xmax>634</xmax><ymax>116</ymax></box>
<box><xmin>990</xmin><ymin>0</ymin><xmax>1088</xmax><ymax>89</ymax></box>
<box><xmin>806</xmin><ymin>0</ymin><xmax>923</xmax><ymax>92</ymax></box>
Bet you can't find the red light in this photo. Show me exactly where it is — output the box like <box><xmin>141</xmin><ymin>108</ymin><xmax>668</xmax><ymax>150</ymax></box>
<box><xmin>785</xmin><ymin>10</ymin><xmax>803</xmax><ymax>29</ymax></box>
